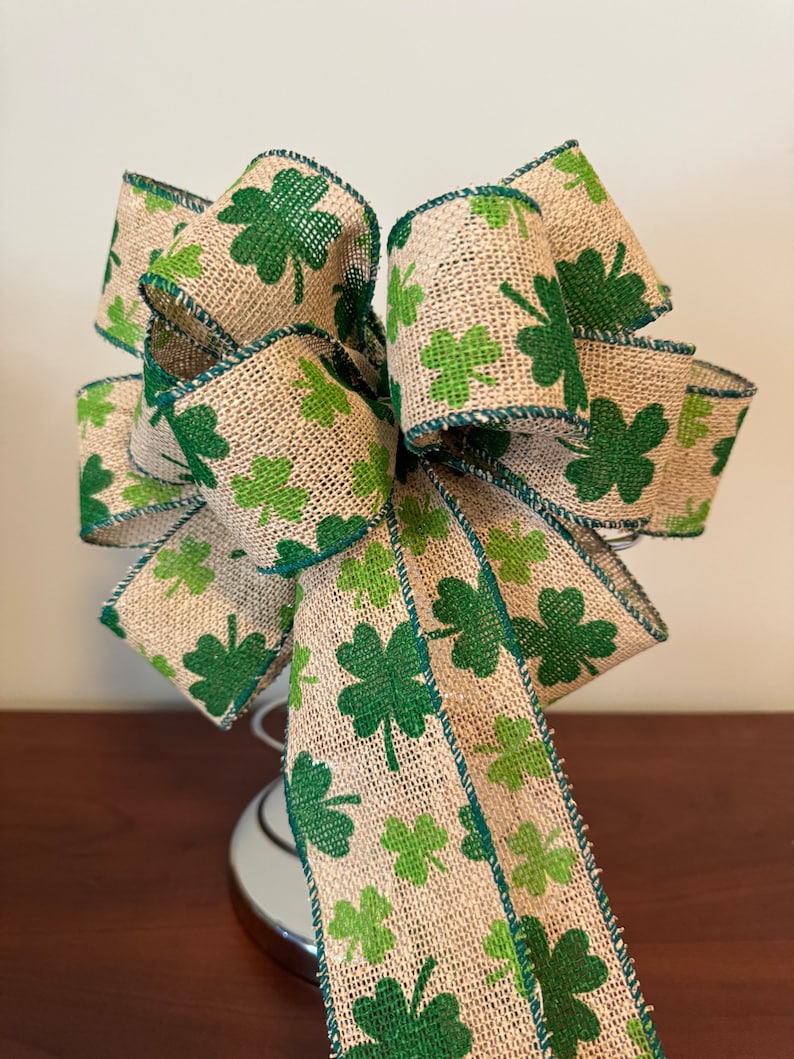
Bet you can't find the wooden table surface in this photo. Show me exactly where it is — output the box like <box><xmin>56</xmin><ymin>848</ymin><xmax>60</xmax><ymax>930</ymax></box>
<box><xmin>0</xmin><ymin>711</ymin><xmax>791</xmax><ymax>1059</ymax></box>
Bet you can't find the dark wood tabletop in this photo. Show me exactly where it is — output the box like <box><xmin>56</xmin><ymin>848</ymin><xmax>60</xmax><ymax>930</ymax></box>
<box><xmin>0</xmin><ymin>710</ymin><xmax>791</xmax><ymax>1059</ymax></box>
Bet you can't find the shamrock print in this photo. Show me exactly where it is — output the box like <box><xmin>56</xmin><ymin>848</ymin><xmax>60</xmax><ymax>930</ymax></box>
<box><xmin>167</xmin><ymin>404</ymin><xmax>230</xmax><ymax>487</ymax></box>
<box><xmin>288</xmin><ymin>643</ymin><xmax>317</xmax><ymax>710</ymax></box>
<box><xmin>346</xmin><ymin>957</ymin><xmax>473</xmax><ymax>1059</ymax></box>
<box><xmin>278</xmin><ymin>579</ymin><xmax>304</xmax><ymax>633</ymax></box>
<box><xmin>183</xmin><ymin>613</ymin><xmax>274</xmax><ymax>717</ymax></box>
<box><xmin>665</xmin><ymin>498</ymin><xmax>710</xmax><ymax>535</ymax></box>
<box><xmin>337</xmin><ymin>541</ymin><xmax>400</xmax><ymax>609</ymax></box>
<box><xmin>80</xmin><ymin>454</ymin><xmax>114</xmax><ymax>528</ymax></box>
<box><xmin>132</xmin><ymin>185</ymin><xmax>174</xmax><ymax>213</ymax></box>
<box><xmin>419</xmin><ymin>325</ymin><xmax>502</xmax><ymax>409</ymax></box>
<box><xmin>467</xmin><ymin>425</ymin><xmax>511</xmax><ymax>460</ymax></box>
<box><xmin>138</xmin><ymin>644</ymin><xmax>176</xmax><ymax>679</ymax></box>
<box><xmin>711</xmin><ymin>406</ymin><xmax>748</xmax><ymax>476</ymax></box>
<box><xmin>397</xmin><ymin>493</ymin><xmax>450</xmax><ymax>556</ymax></box>
<box><xmin>551</xmin><ymin>148</ymin><xmax>607</xmax><ymax>204</ymax></box>
<box><xmin>231</xmin><ymin>455</ymin><xmax>309</xmax><ymax>526</ymax></box>
<box><xmin>121</xmin><ymin>473</ymin><xmax>184</xmax><ymax>507</ymax></box>
<box><xmin>103</xmin><ymin>218</ymin><xmax>120</xmax><ymax>291</ymax></box>
<box><xmin>142</xmin><ymin>356</ymin><xmax>175</xmax><ymax>426</ymax></box>
<box><xmin>352</xmin><ymin>442</ymin><xmax>393</xmax><ymax>512</ymax></box>
<box><xmin>428</xmin><ymin>572</ymin><xmax>505</xmax><ymax>679</ymax></box>
<box><xmin>506</xmin><ymin>821</ymin><xmax>576</xmax><ymax>896</ymax></box>
<box><xmin>387</xmin><ymin>262</ymin><xmax>425</xmax><ymax>343</ymax></box>
<box><xmin>626</xmin><ymin>1017</ymin><xmax>655</xmax><ymax>1059</ymax></box>
<box><xmin>77</xmin><ymin>382</ymin><xmax>115</xmax><ymax>437</ymax></box>
<box><xmin>153</xmin><ymin>536</ymin><xmax>215</xmax><ymax>598</ymax></box>
<box><xmin>500</xmin><ymin>278</ymin><xmax>587</xmax><ymax>414</ymax></box>
<box><xmin>559</xmin><ymin>398</ymin><xmax>669</xmax><ymax>504</ymax></box>
<box><xmin>381</xmin><ymin>813</ymin><xmax>448</xmax><ymax>886</ymax></box>
<box><xmin>483</xmin><ymin>919</ymin><xmax>527</xmax><ymax>997</ymax></box>
<box><xmin>458</xmin><ymin>806</ymin><xmax>486</xmax><ymax>862</ymax></box>
<box><xmin>485</xmin><ymin>521</ymin><xmax>548</xmax><ymax>585</ymax></box>
<box><xmin>676</xmin><ymin>393</ymin><xmax>713</xmax><ymax>449</ymax></box>
<box><xmin>336</xmin><ymin>621</ymin><xmax>433</xmax><ymax>772</ymax></box>
<box><xmin>472</xmin><ymin>715</ymin><xmax>551</xmax><ymax>791</ymax></box>
<box><xmin>328</xmin><ymin>886</ymin><xmax>395</xmax><ymax>965</ymax></box>
<box><xmin>556</xmin><ymin>243</ymin><xmax>651</xmax><ymax>332</ymax></box>
<box><xmin>470</xmin><ymin>193</ymin><xmax>537</xmax><ymax>237</ymax></box>
<box><xmin>332</xmin><ymin>265</ymin><xmax>370</xmax><ymax>344</ymax></box>
<box><xmin>292</xmin><ymin>356</ymin><xmax>350</xmax><ymax>428</ymax></box>
<box><xmin>147</xmin><ymin>241</ymin><xmax>203</xmax><ymax>284</ymax></box>
<box><xmin>386</xmin><ymin>216</ymin><xmax>412</xmax><ymax>253</ymax></box>
<box><xmin>105</xmin><ymin>296</ymin><xmax>144</xmax><ymax>348</ymax></box>
<box><xmin>512</xmin><ymin>587</ymin><xmax>618</xmax><ymax>687</ymax></box>
<box><xmin>217</xmin><ymin>168</ymin><xmax>342</xmax><ymax>305</ymax></box>
<box><xmin>274</xmin><ymin>514</ymin><xmax>369</xmax><ymax>571</ymax></box>
<box><xmin>288</xmin><ymin>751</ymin><xmax>361</xmax><ymax>858</ymax></box>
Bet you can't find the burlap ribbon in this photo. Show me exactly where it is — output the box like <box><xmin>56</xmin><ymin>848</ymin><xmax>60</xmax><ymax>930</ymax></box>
<box><xmin>79</xmin><ymin>141</ymin><xmax>755</xmax><ymax>1058</ymax></box>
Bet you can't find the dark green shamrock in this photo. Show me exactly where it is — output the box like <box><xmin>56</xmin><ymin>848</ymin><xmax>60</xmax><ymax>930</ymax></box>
<box><xmin>142</xmin><ymin>355</ymin><xmax>175</xmax><ymax>426</ymax></box>
<box><xmin>467</xmin><ymin>425</ymin><xmax>511</xmax><ymax>460</ymax></box>
<box><xmin>346</xmin><ymin>957</ymin><xmax>473</xmax><ymax>1059</ymax></box>
<box><xmin>278</xmin><ymin>579</ymin><xmax>304</xmax><ymax>632</ymax></box>
<box><xmin>485</xmin><ymin>521</ymin><xmax>548</xmax><ymax>585</ymax></box>
<box><xmin>559</xmin><ymin>398</ymin><xmax>669</xmax><ymax>503</ymax></box>
<box><xmin>506</xmin><ymin>821</ymin><xmax>577</xmax><ymax>896</ymax></box>
<box><xmin>381</xmin><ymin>813</ymin><xmax>448</xmax><ymax>885</ymax></box>
<box><xmin>105</xmin><ymin>296</ymin><xmax>144</xmax><ymax>348</ymax></box>
<box><xmin>500</xmin><ymin>278</ymin><xmax>587</xmax><ymax>414</ymax></box>
<box><xmin>217</xmin><ymin>168</ymin><xmax>342</xmax><ymax>305</ymax></box>
<box><xmin>333</xmin><ymin>265</ymin><xmax>370</xmax><ymax>344</ymax></box>
<box><xmin>288</xmin><ymin>751</ymin><xmax>361</xmax><ymax>858</ymax></box>
<box><xmin>458</xmin><ymin>806</ymin><xmax>486</xmax><ymax>862</ymax></box>
<box><xmin>292</xmin><ymin>356</ymin><xmax>351</xmax><ymax>427</ymax></box>
<box><xmin>470</xmin><ymin>193</ymin><xmax>537</xmax><ymax>237</ymax></box>
<box><xmin>389</xmin><ymin>377</ymin><xmax>403</xmax><ymax>427</ymax></box>
<box><xmin>626</xmin><ymin>1017</ymin><xmax>655</xmax><ymax>1059</ymax></box>
<box><xmin>665</xmin><ymin>498</ymin><xmax>710</xmax><ymax>535</ymax></box>
<box><xmin>103</xmin><ymin>218</ymin><xmax>120</xmax><ymax>291</ymax></box>
<box><xmin>398</xmin><ymin>493</ymin><xmax>450</xmax><ymax>556</ymax></box>
<box><xmin>274</xmin><ymin>514</ymin><xmax>369</xmax><ymax>571</ymax></box>
<box><xmin>386</xmin><ymin>216</ymin><xmax>412</xmax><ymax>253</ymax></box>
<box><xmin>121</xmin><ymin>473</ymin><xmax>184</xmax><ymax>507</ymax></box>
<box><xmin>428</xmin><ymin>572</ymin><xmax>506</xmax><ymax>679</ymax></box>
<box><xmin>328</xmin><ymin>885</ymin><xmax>395</xmax><ymax>965</ymax></box>
<box><xmin>230</xmin><ymin>455</ymin><xmax>309</xmax><ymax>525</ymax></box>
<box><xmin>472</xmin><ymin>715</ymin><xmax>551</xmax><ymax>791</ymax></box>
<box><xmin>551</xmin><ymin>149</ymin><xmax>607</xmax><ymax>204</ymax></box>
<box><xmin>387</xmin><ymin>263</ymin><xmax>425</xmax><ymax>343</ymax></box>
<box><xmin>168</xmin><ymin>404</ymin><xmax>230</xmax><ymax>487</ymax></box>
<box><xmin>337</xmin><ymin>541</ymin><xmax>400</xmax><ymax>609</ymax></box>
<box><xmin>183</xmin><ymin>614</ymin><xmax>274</xmax><ymax>717</ymax></box>
<box><xmin>80</xmin><ymin>454</ymin><xmax>114</xmax><ymax>528</ymax></box>
<box><xmin>153</xmin><ymin>537</ymin><xmax>215</xmax><ymax>598</ymax></box>
<box><xmin>147</xmin><ymin>242</ymin><xmax>203</xmax><ymax>284</ymax></box>
<box><xmin>77</xmin><ymin>382</ymin><xmax>115</xmax><ymax>437</ymax></box>
<box><xmin>352</xmin><ymin>443</ymin><xmax>393</xmax><ymax>512</ymax></box>
<box><xmin>711</xmin><ymin>407</ymin><xmax>748</xmax><ymax>476</ymax></box>
<box><xmin>676</xmin><ymin>393</ymin><xmax>713</xmax><ymax>449</ymax></box>
<box><xmin>556</xmin><ymin>242</ymin><xmax>650</xmax><ymax>332</ymax></box>
<box><xmin>420</xmin><ymin>325</ymin><xmax>502</xmax><ymax>408</ymax></box>
<box><xmin>100</xmin><ymin>605</ymin><xmax>125</xmax><ymax>639</ymax></box>
<box><xmin>512</xmin><ymin>587</ymin><xmax>618</xmax><ymax>687</ymax></box>
<box><xmin>336</xmin><ymin>621</ymin><xmax>433</xmax><ymax>772</ymax></box>
<box><xmin>288</xmin><ymin>643</ymin><xmax>317</xmax><ymax>710</ymax></box>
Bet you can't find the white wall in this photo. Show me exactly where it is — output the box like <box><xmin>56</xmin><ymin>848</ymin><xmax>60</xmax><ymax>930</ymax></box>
<box><xmin>1</xmin><ymin>0</ymin><xmax>792</xmax><ymax>711</ymax></box>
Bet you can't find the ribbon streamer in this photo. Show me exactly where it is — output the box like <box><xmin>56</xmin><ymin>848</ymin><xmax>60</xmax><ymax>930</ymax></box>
<box><xmin>79</xmin><ymin>141</ymin><xmax>755</xmax><ymax>1058</ymax></box>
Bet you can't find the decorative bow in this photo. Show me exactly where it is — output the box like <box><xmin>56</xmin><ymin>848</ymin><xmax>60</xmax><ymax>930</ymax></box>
<box><xmin>79</xmin><ymin>141</ymin><xmax>754</xmax><ymax>1058</ymax></box>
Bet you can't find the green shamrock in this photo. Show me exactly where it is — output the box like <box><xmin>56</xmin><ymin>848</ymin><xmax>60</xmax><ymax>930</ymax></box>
<box><xmin>386</xmin><ymin>262</ymin><xmax>425</xmax><ymax>343</ymax></box>
<box><xmin>146</xmin><ymin>242</ymin><xmax>203</xmax><ymax>283</ymax></box>
<box><xmin>470</xmin><ymin>193</ymin><xmax>537</xmax><ymax>237</ymax></box>
<box><xmin>132</xmin><ymin>185</ymin><xmax>174</xmax><ymax>213</ymax></box>
<box><xmin>288</xmin><ymin>643</ymin><xmax>317</xmax><ymax>710</ymax></box>
<box><xmin>346</xmin><ymin>957</ymin><xmax>472</xmax><ymax>1059</ymax></box>
<box><xmin>500</xmin><ymin>278</ymin><xmax>587</xmax><ymax>414</ymax></box>
<box><xmin>333</xmin><ymin>265</ymin><xmax>370</xmax><ymax>344</ymax></box>
<box><xmin>138</xmin><ymin>645</ymin><xmax>176</xmax><ymax>679</ymax></box>
<box><xmin>231</xmin><ymin>455</ymin><xmax>309</xmax><ymax>526</ymax></box>
<box><xmin>512</xmin><ymin>587</ymin><xmax>618</xmax><ymax>687</ymax></box>
<box><xmin>559</xmin><ymin>398</ymin><xmax>669</xmax><ymax>503</ymax></box>
<box><xmin>665</xmin><ymin>498</ymin><xmax>711</xmax><ymax>535</ymax></box>
<box><xmin>428</xmin><ymin>572</ymin><xmax>506</xmax><ymax>679</ymax></box>
<box><xmin>288</xmin><ymin>751</ymin><xmax>361</xmax><ymax>858</ymax></box>
<box><xmin>274</xmin><ymin>514</ymin><xmax>369</xmax><ymax>571</ymax></box>
<box><xmin>217</xmin><ymin>168</ymin><xmax>342</xmax><ymax>305</ymax></box>
<box><xmin>103</xmin><ymin>219</ymin><xmax>120</xmax><ymax>291</ymax></box>
<box><xmin>472</xmin><ymin>715</ymin><xmax>551</xmax><ymax>791</ymax></box>
<box><xmin>279</xmin><ymin>579</ymin><xmax>304</xmax><ymax>632</ymax></box>
<box><xmin>183</xmin><ymin>614</ymin><xmax>274</xmax><ymax>717</ymax></box>
<box><xmin>80</xmin><ymin>454</ymin><xmax>114</xmax><ymax>528</ymax></box>
<box><xmin>100</xmin><ymin>605</ymin><xmax>125</xmax><ymax>639</ymax></box>
<box><xmin>142</xmin><ymin>356</ymin><xmax>175</xmax><ymax>426</ymax></box>
<box><xmin>381</xmin><ymin>813</ymin><xmax>448</xmax><ymax>886</ymax></box>
<box><xmin>556</xmin><ymin>243</ymin><xmax>651</xmax><ymax>332</ymax></box>
<box><xmin>105</xmin><ymin>296</ymin><xmax>144</xmax><ymax>348</ymax></box>
<box><xmin>419</xmin><ymin>325</ymin><xmax>502</xmax><ymax>409</ymax></box>
<box><xmin>167</xmin><ymin>404</ymin><xmax>230</xmax><ymax>487</ymax></box>
<box><xmin>485</xmin><ymin>521</ymin><xmax>548</xmax><ymax>585</ymax></box>
<box><xmin>77</xmin><ymin>382</ymin><xmax>115</xmax><ymax>437</ymax></box>
<box><xmin>328</xmin><ymin>886</ymin><xmax>395</xmax><ymax>965</ymax></box>
<box><xmin>507</xmin><ymin>821</ymin><xmax>577</xmax><ymax>896</ymax></box>
<box><xmin>551</xmin><ymin>148</ymin><xmax>607</xmax><ymax>204</ymax></box>
<box><xmin>292</xmin><ymin>356</ymin><xmax>350</xmax><ymax>428</ymax></box>
<box><xmin>676</xmin><ymin>392</ymin><xmax>713</xmax><ymax>449</ymax></box>
<box><xmin>398</xmin><ymin>493</ymin><xmax>450</xmax><ymax>556</ymax></box>
<box><xmin>483</xmin><ymin>919</ymin><xmax>527</xmax><ymax>997</ymax></box>
<box><xmin>336</xmin><ymin>621</ymin><xmax>433</xmax><ymax>772</ymax></box>
<box><xmin>386</xmin><ymin>216</ymin><xmax>412</xmax><ymax>253</ymax></box>
<box><xmin>153</xmin><ymin>537</ymin><xmax>215</xmax><ymax>598</ymax></box>
<box><xmin>389</xmin><ymin>377</ymin><xmax>403</xmax><ymax>427</ymax></box>
<box><xmin>626</xmin><ymin>1017</ymin><xmax>655</xmax><ymax>1059</ymax></box>
<box><xmin>121</xmin><ymin>473</ymin><xmax>184</xmax><ymax>507</ymax></box>
<box><xmin>458</xmin><ymin>806</ymin><xmax>486</xmax><ymax>862</ymax></box>
<box><xmin>467</xmin><ymin>425</ymin><xmax>511</xmax><ymax>460</ymax></box>
<box><xmin>711</xmin><ymin>406</ymin><xmax>748</xmax><ymax>476</ymax></box>
<box><xmin>352</xmin><ymin>442</ymin><xmax>393</xmax><ymax>512</ymax></box>
<box><xmin>337</xmin><ymin>541</ymin><xmax>400</xmax><ymax>609</ymax></box>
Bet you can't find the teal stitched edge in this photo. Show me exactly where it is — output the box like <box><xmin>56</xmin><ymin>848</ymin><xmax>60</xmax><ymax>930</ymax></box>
<box><xmin>123</xmin><ymin>172</ymin><xmax>210</xmax><ymax>213</ymax></box>
<box><xmin>139</xmin><ymin>273</ymin><xmax>240</xmax><ymax>356</ymax></box>
<box><xmin>256</xmin><ymin>501</ymin><xmax>390</xmax><ymax>577</ymax></box>
<box><xmin>94</xmin><ymin>322</ymin><xmax>143</xmax><ymax>358</ymax></box>
<box><xmin>387</xmin><ymin>185</ymin><xmax>542</xmax><ymax>251</ymax></box>
<box><xmin>439</xmin><ymin>455</ymin><xmax>667</xmax><ymax>642</ymax></box>
<box><xmin>405</xmin><ymin>404</ymin><xmax>591</xmax><ymax>451</ymax></box>
<box><xmin>422</xmin><ymin>463</ymin><xmax>667</xmax><ymax>1059</ymax></box>
<box><xmin>77</xmin><ymin>371</ymin><xmax>143</xmax><ymax>397</ymax></box>
<box><xmin>501</xmin><ymin>139</ymin><xmax>579</xmax><ymax>185</ymax></box>
<box><xmin>216</xmin><ymin>621</ymin><xmax>293</xmax><ymax>731</ymax></box>
<box><xmin>573</xmin><ymin>326</ymin><xmax>694</xmax><ymax>357</ymax></box>
<box><xmin>386</xmin><ymin>498</ymin><xmax>550</xmax><ymax>1053</ymax></box>
<box><xmin>81</xmin><ymin>496</ymin><xmax>202</xmax><ymax>546</ymax></box>
<box><xmin>686</xmin><ymin>360</ymin><xmax>757</xmax><ymax>399</ymax></box>
<box><xmin>147</xmin><ymin>305</ymin><xmax>222</xmax><ymax>361</ymax></box>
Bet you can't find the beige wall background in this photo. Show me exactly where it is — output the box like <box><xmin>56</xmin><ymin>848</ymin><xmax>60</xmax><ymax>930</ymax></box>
<box><xmin>1</xmin><ymin>0</ymin><xmax>792</xmax><ymax>712</ymax></box>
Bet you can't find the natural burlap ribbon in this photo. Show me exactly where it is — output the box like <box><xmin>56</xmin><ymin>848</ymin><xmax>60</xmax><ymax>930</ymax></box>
<box><xmin>79</xmin><ymin>141</ymin><xmax>754</xmax><ymax>1058</ymax></box>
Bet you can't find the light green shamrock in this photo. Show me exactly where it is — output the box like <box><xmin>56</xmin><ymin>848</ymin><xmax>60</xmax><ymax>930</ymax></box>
<box><xmin>386</xmin><ymin>262</ymin><xmax>425</xmax><ymax>343</ymax></box>
<box><xmin>351</xmin><ymin>442</ymin><xmax>392</xmax><ymax>512</ymax></box>
<box><xmin>552</xmin><ymin>148</ymin><xmax>607</xmax><ymax>204</ymax></box>
<box><xmin>292</xmin><ymin>356</ymin><xmax>350</xmax><ymax>428</ymax></box>
<box><xmin>337</xmin><ymin>541</ymin><xmax>400</xmax><ymax>609</ymax></box>
<box><xmin>472</xmin><ymin>715</ymin><xmax>551</xmax><ymax>791</ymax></box>
<box><xmin>153</xmin><ymin>537</ymin><xmax>215</xmax><ymax>598</ymax></box>
<box><xmin>420</xmin><ymin>325</ymin><xmax>502</xmax><ymax>409</ymax></box>
<box><xmin>328</xmin><ymin>886</ymin><xmax>396</xmax><ymax>965</ymax></box>
<box><xmin>485</xmin><ymin>521</ymin><xmax>548</xmax><ymax>585</ymax></box>
<box><xmin>77</xmin><ymin>382</ymin><xmax>115</xmax><ymax>437</ymax></box>
<box><xmin>506</xmin><ymin>820</ymin><xmax>577</xmax><ymax>896</ymax></box>
<box><xmin>231</xmin><ymin>455</ymin><xmax>309</xmax><ymax>525</ymax></box>
<box><xmin>381</xmin><ymin>813</ymin><xmax>448</xmax><ymax>886</ymax></box>
<box><xmin>288</xmin><ymin>642</ymin><xmax>317</xmax><ymax>710</ymax></box>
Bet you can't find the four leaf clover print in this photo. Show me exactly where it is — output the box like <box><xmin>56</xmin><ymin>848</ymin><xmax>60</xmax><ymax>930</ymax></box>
<box><xmin>183</xmin><ymin>613</ymin><xmax>274</xmax><ymax>717</ymax></box>
<box><xmin>289</xmin><ymin>751</ymin><xmax>361</xmax><ymax>858</ymax></box>
<box><xmin>387</xmin><ymin>262</ymin><xmax>425</xmax><ymax>343</ymax></box>
<box><xmin>470</xmin><ymin>193</ymin><xmax>537</xmax><ymax>238</ymax></box>
<box><xmin>472</xmin><ymin>715</ymin><xmax>551</xmax><ymax>791</ymax></box>
<box><xmin>556</xmin><ymin>242</ymin><xmax>650</xmax><ymax>332</ymax></box>
<box><xmin>328</xmin><ymin>886</ymin><xmax>395</xmax><ymax>965</ymax></box>
<box><xmin>78</xmin><ymin>382</ymin><xmax>115</xmax><ymax>438</ymax></box>
<box><xmin>337</xmin><ymin>541</ymin><xmax>400</xmax><ymax>609</ymax></box>
<box><xmin>231</xmin><ymin>455</ymin><xmax>309</xmax><ymax>526</ymax></box>
<box><xmin>381</xmin><ymin>813</ymin><xmax>448</xmax><ymax>886</ymax></box>
<box><xmin>420</xmin><ymin>325</ymin><xmax>502</xmax><ymax>409</ymax></box>
<box><xmin>217</xmin><ymin>168</ymin><xmax>342</xmax><ymax>305</ymax></box>
<box><xmin>485</xmin><ymin>522</ymin><xmax>548</xmax><ymax>585</ymax></box>
<box><xmin>153</xmin><ymin>537</ymin><xmax>215</xmax><ymax>598</ymax></box>
<box><xmin>551</xmin><ymin>148</ymin><xmax>607</xmax><ymax>204</ymax></box>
